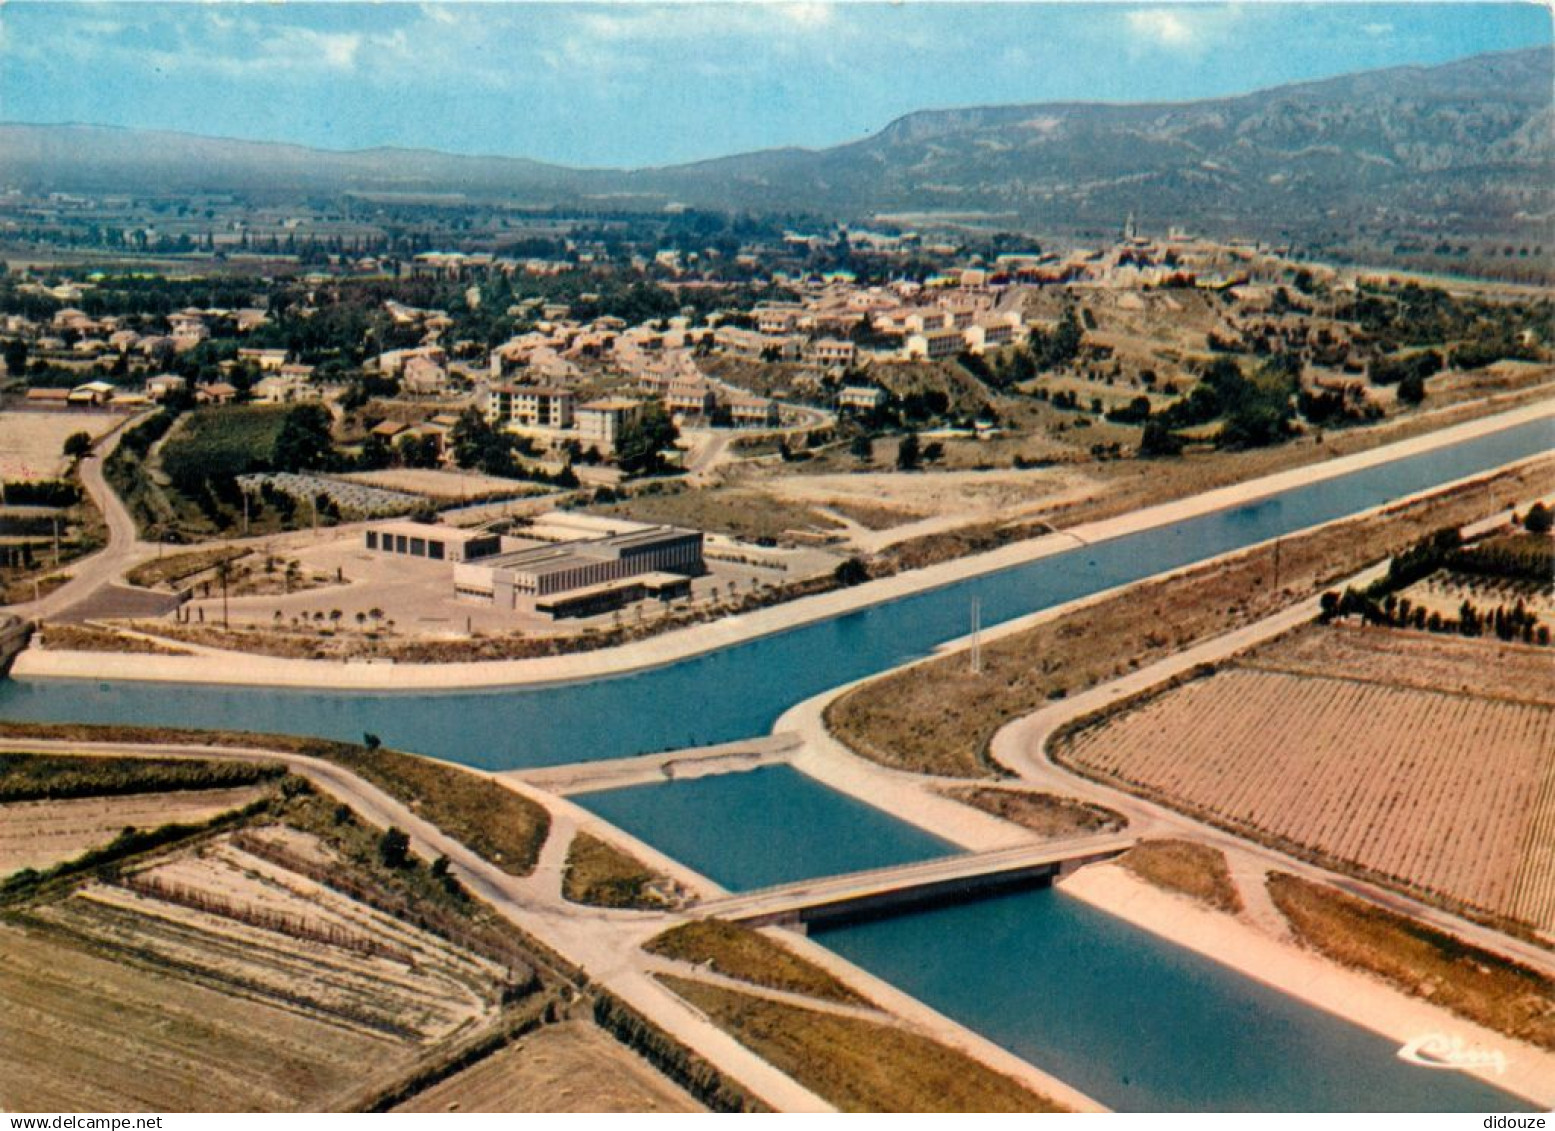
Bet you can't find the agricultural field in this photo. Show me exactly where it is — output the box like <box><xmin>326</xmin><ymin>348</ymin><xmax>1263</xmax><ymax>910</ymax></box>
<box><xmin>26</xmin><ymin>827</ymin><xmax>515</xmax><ymax>1041</ymax></box>
<box><xmin>0</xmin><ymin>817</ymin><xmax>527</xmax><ymax>1112</ymax></box>
<box><xmin>339</xmin><ymin>467</ymin><xmax>551</xmax><ymax>502</ymax></box>
<box><xmin>392</xmin><ymin>1021</ymin><xmax>701</xmax><ymax>1113</ymax></box>
<box><xmin>0</xmin><ymin>921</ymin><xmax>403</xmax><ymax>1112</ymax></box>
<box><xmin>1057</xmin><ymin>631</ymin><xmax>1555</xmax><ymax>933</ymax></box>
<box><xmin>0</xmin><ymin>786</ymin><xmax>265</xmax><ymax>875</ymax></box>
<box><xmin>0</xmin><ymin>410</ymin><xmax>123</xmax><ymax>481</ymax></box>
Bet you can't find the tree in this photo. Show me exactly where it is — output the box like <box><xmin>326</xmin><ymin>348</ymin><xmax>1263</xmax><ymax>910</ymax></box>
<box><xmin>896</xmin><ymin>430</ymin><xmax>921</xmax><ymax>471</ymax></box>
<box><xmin>377</xmin><ymin>826</ymin><xmax>411</xmax><ymax>868</ymax></box>
<box><xmin>1139</xmin><ymin>421</ymin><xmax>1184</xmax><ymax>458</ymax></box>
<box><xmin>834</xmin><ymin>557</ymin><xmax>870</xmax><ymax>586</ymax></box>
<box><xmin>62</xmin><ymin>431</ymin><xmax>93</xmax><ymax>460</ymax></box>
<box><xmin>3</xmin><ymin>338</ymin><xmax>28</xmax><ymax>376</ymax></box>
<box><xmin>450</xmin><ymin>407</ymin><xmax>515</xmax><ymax>476</ymax></box>
<box><xmin>850</xmin><ymin>434</ymin><xmax>874</xmax><ymax>464</ymax></box>
<box><xmin>272</xmin><ymin>404</ymin><xmax>336</xmax><ymax>472</ymax></box>
<box><xmin>1397</xmin><ymin>371</ymin><xmax>1426</xmax><ymax>406</ymax></box>
<box><xmin>615</xmin><ymin>402</ymin><xmax>679</xmax><ymax>476</ymax></box>
<box><xmin>1524</xmin><ymin>502</ymin><xmax>1552</xmax><ymax>535</ymax></box>
<box><xmin>357</xmin><ymin>433</ymin><xmax>392</xmax><ymax>470</ymax></box>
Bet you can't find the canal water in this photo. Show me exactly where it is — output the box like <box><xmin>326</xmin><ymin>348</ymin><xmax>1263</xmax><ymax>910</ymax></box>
<box><xmin>0</xmin><ymin>417</ymin><xmax>1547</xmax><ymax>769</ymax></box>
<box><xmin>1</xmin><ymin>418</ymin><xmax>1547</xmax><ymax>1111</ymax></box>
<box><xmin>570</xmin><ymin>763</ymin><xmax>1529</xmax><ymax>1111</ymax></box>
<box><xmin>814</xmin><ymin>886</ymin><xmax>1530</xmax><ymax>1113</ymax></box>
<box><xmin>574</xmin><ymin>764</ymin><xmax>958</xmax><ymax>890</ymax></box>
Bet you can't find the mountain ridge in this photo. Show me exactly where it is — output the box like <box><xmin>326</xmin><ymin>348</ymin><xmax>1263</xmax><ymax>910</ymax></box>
<box><xmin>3</xmin><ymin>46</ymin><xmax>1550</xmax><ymax>245</ymax></box>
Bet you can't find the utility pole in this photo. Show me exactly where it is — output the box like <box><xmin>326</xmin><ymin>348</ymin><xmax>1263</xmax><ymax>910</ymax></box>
<box><xmin>970</xmin><ymin>596</ymin><xmax>982</xmax><ymax>675</ymax></box>
<box><xmin>1272</xmin><ymin>538</ymin><xmax>1282</xmax><ymax>591</ymax></box>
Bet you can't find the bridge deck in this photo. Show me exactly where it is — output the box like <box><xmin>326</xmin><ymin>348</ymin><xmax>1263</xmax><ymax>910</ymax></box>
<box><xmin>695</xmin><ymin>833</ymin><xmax>1136</xmax><ymax>925</ymax></box>
<box><xmin>503</xmin><ymin>732</ymin><xmax>800</xmax><ymax>795</ymax></box>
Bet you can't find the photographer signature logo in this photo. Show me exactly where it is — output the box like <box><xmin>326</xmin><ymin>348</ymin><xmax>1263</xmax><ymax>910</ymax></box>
<box><xmin>1398</xmin><ymin>1033</ymin><xmax>1507</xmax><ymax>1076</ymax></box>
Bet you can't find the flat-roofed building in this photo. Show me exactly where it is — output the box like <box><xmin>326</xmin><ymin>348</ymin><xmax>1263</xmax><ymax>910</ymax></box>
<box><xmin>577</xmin><ymin>398</ymin><xmax>642</xmax><ymax>453</ymax></box>
<box><xmin>808</xmin><ymin>337</ymin><xmax>856</xmax><ymax>368</ymax></box>
<box><xmin>365</xmin><ymin>522</ymin><xmax>502</xmax><ymax>563</ymax></box>
<box><xmin>454</xmin><ymin>521</ymin><xmax>703</xmax><ymax>613</ymax></box>
<box><xmin>665</xmin><ymin>378</ymin><xmax>717</xmax><ymax>417</ymax></box>
<box><xmin>487</xmin><ymin>384</ymin><xmax>576</xmax><ymax>430</ymax></box>
<box><xmin>838</xmin><ymin>384</ymin><xmax>888</xmax><ymax>412</ymax></box>
<box><xmin>905</xmin><ymin>328</ymin><xmax>964</xmax><ymax>361</ymax></box>
<box><xmin>723</xmin><ymin>393</ymin><xmax>779</xmax><ymax>428</ymax></box>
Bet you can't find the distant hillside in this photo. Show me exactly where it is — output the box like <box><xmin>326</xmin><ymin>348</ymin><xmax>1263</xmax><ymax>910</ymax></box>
<box><xmin>2</xmin><ymin>47</ymin><xmax>1550</xmax><ymax>245</ymax></box>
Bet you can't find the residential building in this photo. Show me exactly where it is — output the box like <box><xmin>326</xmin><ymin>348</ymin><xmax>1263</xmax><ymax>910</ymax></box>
<box><xmin>838</xmin><ymin>385</ymin><xmax>888</xmax><ymax>413</ymax></box>
<box><xmin>665</xmin><ymin>378</ymin><xmax>717</xmax><ymax>417</ymax></box>
<box><xmin>723</xmin><ymin>393</ymin><xmax>779</xmax><ymax>428</ymax></box>
<box><xmin>402</xmin><ymin>355</ymin><xmax>450</xmax><ymax>397</ymax></box>
<box><xmin>576</xmin><ymin>398</ymin><xmax>642</xmax><ymax>453</ymax></box>
<box><xmin>145</xmin><ymin>374</ymin><xmax>187</xmax><ymax>401</ymax></box>
<box><xmin>905</xmin><ymin>328</ymin><xmax>964</xmax><ymax>361</ymax></box>
<box><xmin>487</xmin><ymin>384</ymin><xmax>576</xmax><ymax>430</ymax></box>
<box><xmin>808</xmin><ymin>338</ymin><xmax>857</xmax><ymax>368</ymax></box>
<box><xmin>237</xmin><ymin>348</ymin><xmax>288</xmax><ymax>372</ymax></box>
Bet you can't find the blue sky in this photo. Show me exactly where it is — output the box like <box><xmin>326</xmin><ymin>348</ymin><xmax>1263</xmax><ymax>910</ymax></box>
<box><xmin>1</xmin><ymin>3</ymin><xmax>1549</xmax><ymax>168</ymax></box>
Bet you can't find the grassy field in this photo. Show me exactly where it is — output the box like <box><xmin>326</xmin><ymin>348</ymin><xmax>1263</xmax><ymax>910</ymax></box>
<box><xmin>940</xmin><ymin>786</ymin><xmax>1126</xmax><ymax>839</ymax></box>
<box><xmin>392</xmin><ymin>1021</ymin><xmax>701</xmax><ymax>1113</ymax></box>
<box><xmin>326</xmin><ymin>748</ymin><xmax>551</xmax><ymax>878</ymax></box>
<box><xmin>562</xmin><ymin>831</ymin><xmax>678</xmax><ymax>910</ymax></box>
<box><xmin>1117</xmin><ymin>840</ymin><xmax>1244</xmax><ymax>915</ymax></box>
<box><xmin>1268</xmin><ymin>873</ymin><xmax>1555</xmax><ymax>1051</ymax></box>
<box><xmin>0</xmin><ymin>751</ymin><xmax>283</xmax><ymax>804</ymax></box>
<box><xmin>826</xmin><ymin>456</ymin><xmax>1555</xmax><ymax>778</ymax></box>
<box><xmin>645</xmin><ymin>920</ymin><xmax>867</xmax><ymax>1006</ymax></box>
<box><xmin>657</xmin><ymin>975</ymin><xmax>1063</xmax><ymax>1112</ymax></box>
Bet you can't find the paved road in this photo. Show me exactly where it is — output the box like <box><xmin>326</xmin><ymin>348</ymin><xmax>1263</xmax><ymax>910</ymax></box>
<box><xmin>985</xmin><ymin>507</ymin><xmax>1555</xmax><ymax>981</ymax></box>
<box><xmin>6</xmin><ymin>417</ymin><xmax>167</xmax><ymax>622</ymax></box>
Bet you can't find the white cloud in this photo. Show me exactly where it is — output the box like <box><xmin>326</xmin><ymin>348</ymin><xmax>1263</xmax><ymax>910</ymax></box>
<box><xmin>1361</xmin><ymin>22</ymin><xmax>1393</xmax><ymax>37</ymax></box>
<box><xmin>1127</xmin><ymin>8</ymin><xmax>1196</xmax><ymax>48</ymax></box>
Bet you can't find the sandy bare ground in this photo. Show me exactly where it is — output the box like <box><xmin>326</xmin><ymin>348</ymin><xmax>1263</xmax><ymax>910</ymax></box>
<box><xmin>0</xmin><ymin>410</ymin><xmax>124</xmax><ymax>481</ymax></box>
<box><xmin>393</xmin><ymin>1021</ymin><xmax>703</xmax><ymax>1113</ymax></box>
<box><xmin>762</xmin><ymin>467</ymin><xmax>1097</xmax><ymax>550</ymax></box>
<box><xmin>0</xmin><ymin>786</ymin><xmax>266</xmax><ymax>875</ymax></box>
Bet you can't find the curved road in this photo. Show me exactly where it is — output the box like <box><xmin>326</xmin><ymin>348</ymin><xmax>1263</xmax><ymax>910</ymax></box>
<box><xmin>7</xmin><ymin>416</ymin><xmax>159</xmax><ymax>622</ymax></box>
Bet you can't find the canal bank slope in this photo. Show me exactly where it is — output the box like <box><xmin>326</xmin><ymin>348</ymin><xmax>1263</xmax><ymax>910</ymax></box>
<box><xmin>12</xmin><ymin>398</ymin><xmax>1553</xmax><ymax>690</ymax></box>
<box><xmin>1059</xmin><ymin>863</ymin><xmax>1555</xmax><ymax>1109</ymax></box>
